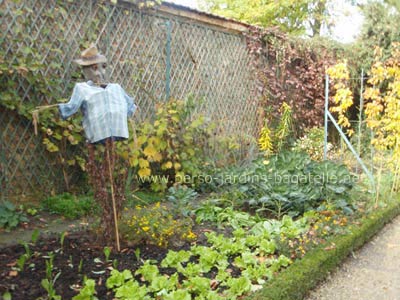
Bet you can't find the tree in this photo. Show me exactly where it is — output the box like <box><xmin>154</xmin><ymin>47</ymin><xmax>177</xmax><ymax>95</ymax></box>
<box><xmin>384</xmin><ymin>0</ymin><xmax>400</xmax><ymax>11</ymax></box>
<box><xmin>199</xmin><ymin>0</ymin><xmax>334</xmax><ymax>36</ymax></box>
<box><xmin>355</xmin><ymin>0</ymin><xmax>400</xmax><ymax>70</ymax></box>
<box><xmin>364</xmin><ymin>44</ymin><xmax>400</xmax><ymax>197</ymax></box>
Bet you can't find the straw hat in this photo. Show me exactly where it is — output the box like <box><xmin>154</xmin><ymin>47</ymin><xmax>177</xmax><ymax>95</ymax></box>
<box><xmin>74</xmin><ymin>44</ymin><xmax>107</xmax><ymax>66</ymax></box>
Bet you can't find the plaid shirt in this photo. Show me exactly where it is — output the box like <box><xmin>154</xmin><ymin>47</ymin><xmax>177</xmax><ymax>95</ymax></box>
<box><xmin>59</xmin><ymin>81</ymin><xmax>136</xmax><ymax>143</ymax></box>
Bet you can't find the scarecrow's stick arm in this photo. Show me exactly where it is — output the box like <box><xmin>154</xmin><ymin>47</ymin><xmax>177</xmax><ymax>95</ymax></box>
<box><xmin>31</xmin><ymin>104</ymin><xmax>61</xmax><ymax>136</ymax></box>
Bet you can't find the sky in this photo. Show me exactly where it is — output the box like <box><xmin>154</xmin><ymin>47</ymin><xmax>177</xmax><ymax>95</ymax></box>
<box><xmin>166</xmin><ymin>0</ymin><xmax>364</xmax><ymax>43</ymax></box>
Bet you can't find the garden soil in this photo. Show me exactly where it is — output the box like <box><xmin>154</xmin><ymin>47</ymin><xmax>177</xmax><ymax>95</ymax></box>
<box><xmin>305</xmin><ymin>215</ymin><xmax>400</xmax><ymax>300</ymax></box>
<box><xmin>0</xmin><ymin>215</ymin><xmax>228</xmax><ymax>299</ymax></box>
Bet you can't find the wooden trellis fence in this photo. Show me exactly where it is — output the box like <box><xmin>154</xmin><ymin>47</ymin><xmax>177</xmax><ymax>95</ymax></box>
<box><xmin>0</xmin><ymin>0</ymin><xmax>258</xmax><ymax>201</ymax></box>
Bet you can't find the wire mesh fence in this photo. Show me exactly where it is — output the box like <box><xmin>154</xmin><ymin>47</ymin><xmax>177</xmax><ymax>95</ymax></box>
<box><xmin>0</xmin><ymin>0</ymin><xmax>258</xmax><ymax>201</ymax></box>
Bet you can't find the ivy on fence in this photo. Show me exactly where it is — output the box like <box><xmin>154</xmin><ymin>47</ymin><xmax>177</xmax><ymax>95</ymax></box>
<box><xmin>246</xmin><ymin>28</ymin><xmax>338</xmax><ymax>137</ymax></box>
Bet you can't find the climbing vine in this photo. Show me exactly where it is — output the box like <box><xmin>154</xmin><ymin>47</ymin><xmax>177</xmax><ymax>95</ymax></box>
<box><xmin>0</xmin><ymin>1</ymin><xmax>86</xmax><ymax>191</ymax></box>
<box><xmin>246</xmin><ymin>27</ymin><xmax>339</xmax><ymax>136</ymax></box>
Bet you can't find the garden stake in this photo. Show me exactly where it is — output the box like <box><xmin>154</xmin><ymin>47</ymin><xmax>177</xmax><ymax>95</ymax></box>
<box><xmin>106</xmin><ymin>141</ymin><xmax>121</xmax><ymax>252</ymax></box>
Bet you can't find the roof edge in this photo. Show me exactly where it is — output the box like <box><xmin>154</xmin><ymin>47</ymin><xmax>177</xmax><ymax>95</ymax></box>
<box><xmin>158</xmin><ymin>1</ymin><xmax>251</xmax><ymax>33</ymax></box>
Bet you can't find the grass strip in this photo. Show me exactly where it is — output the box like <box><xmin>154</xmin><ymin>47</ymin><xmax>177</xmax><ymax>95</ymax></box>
<box><xmin>247</xmin><ymin>199</ymin><xmax>400</xmax><ymax>300</ymax></box>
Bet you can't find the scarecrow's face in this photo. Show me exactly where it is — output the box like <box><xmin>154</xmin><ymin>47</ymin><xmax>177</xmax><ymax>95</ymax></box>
<box><xmin>82</xmin><ymin>63</ymin><xmax>108</xmax><ymax>85</ymax></box>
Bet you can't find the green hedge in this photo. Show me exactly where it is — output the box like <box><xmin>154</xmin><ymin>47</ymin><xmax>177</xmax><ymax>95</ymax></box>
<box><xmin>246</xmin><ymin>198</ymin><xmax>400</xmax><ymax>300</ymax></box>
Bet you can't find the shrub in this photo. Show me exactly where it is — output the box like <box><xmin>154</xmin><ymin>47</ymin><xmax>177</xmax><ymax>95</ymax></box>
<box><xmin>121</xmin><ymin>97</ymin><xmax>211</xmax><ymax>192</ymax></box>
<box><xmin>120</xmin><ymin>202</ymin><xmax>196</xmax><ymax>248</ymax></box>
<box><xmin>41</xmin><ymin>193</ymin><xmax>98</xmax><ymax>219</ymax></box>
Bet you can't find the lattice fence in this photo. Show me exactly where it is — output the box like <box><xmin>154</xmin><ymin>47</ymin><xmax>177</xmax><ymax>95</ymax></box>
<box><xmin>0</xmin><ymin>0</ymin><xmax>258</xmax><ymax>201</ymax></box>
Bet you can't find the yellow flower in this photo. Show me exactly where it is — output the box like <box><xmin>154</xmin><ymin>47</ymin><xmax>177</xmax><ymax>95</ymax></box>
<box><xmin>187</xmin><ymin>231</ymin><xmax>197</xmax><ymax>239</ymax></box>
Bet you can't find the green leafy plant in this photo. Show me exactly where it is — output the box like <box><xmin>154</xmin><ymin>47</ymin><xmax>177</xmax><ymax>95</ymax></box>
<box><xmin>112</xmin><ymin>259</ymin><xmax>119</xmax><ymax>269</ymax></box>
<box><xmin>133</xmin><ymin>248</ymin><xmax>141</xmax><ymax>262</ymax></box>
<box><xmin>195</xmin><ymin>201</ymin><xmax>259</xmax><ymax>230</ymax></box>
<box><xmin>72</xmin><ymin>277</ymin><xmax>98</xmax><ymax>300</ymax></box>
<box><xmin>26</xmin><ymin>207</ymin><xmax>38</xmax><ymax>216</ymax></box>
<box><xmin>192</xmin><ymin>246</ymin><xmax>225</xmax><ymax>273</ymax></box>
<box><xmin>59</xmin><ymin>231</ymin><xmax>67</xmax><ymax>250</ymax></box>
<box><xmin>163</xmin><ymin>289</ymin><xmax>191</xmax><ymax>300</ymax></box>
<box><xmin>182</xmin><ymin>276</ymin><xmax>211</xmax><ymax>296</ymax></box>
<box><xmin>2</xmin><ymin>291</ymin><xmax>12</xmax><ymax>300</ymax></box>
<box><xmin>22</xmin><ymin>242</ymin><xmax>32</xmax><ymax>258</ymax></box>
<box><xmin>194</xmin><ymin>199</ymin><xmax>224</xmax><ymax>224</ymax></box>
<box><xmin>106</xmin><ymin>269</ymin><xmax>134</xmax><ymax>290</ymax></box>
<box><xmin>31</xmin><ymin>229</ymin><xmax>40</xmax><ymax>244</ymax></box>
<box><xmin>16</xmin><ymin>253</ymin><xmax>29</xmax><ymax>272</ymax></box>
<box><xmin>0</xmin><ymin>201</ymin><xmax>28</xmax><ymax>230</ymax></box>
<box><xmin>161</xmin><ymin>250</ymin><xmax>191</xmax><ymax>270</ymax></box>
<box><xmin>114</xmin><ymin>280</ymin><xmax>150</xmax><ymax>300</ymax></box>
<box><xmin>166</xmin><ymin>185</ymin><xmax>198</xmax><ymax>217</ymax></box>
<box><xmin>103</xmin><ymin>246</ymin><xmax>111</xmax><ymax>263</ymax></box>
<box><xmin>224</xmin><ymin>276</ymin><xmax>252</xmax><ymax>298</ymax></box>
<box><xmin>41</xmin><ymin>252</ymin><xmax>61</xmax><ymax>300</ymax></box>
<box><xmin>78</xmin><ymin>259</ymin><xmax>83</xmax><ymax>274</ymax></box>
<box><xmin>242</xmin><ymin>151</ymin><xmax>355</xmax><ymax>217</ymax></box>
<box><xmin>106</xmin><ymin>269</ymin><xmax>151</xmax><ymax>300</ymax></box>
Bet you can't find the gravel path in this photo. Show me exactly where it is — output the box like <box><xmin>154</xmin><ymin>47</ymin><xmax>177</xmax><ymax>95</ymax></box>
<box><xmin>305</xmin><ymin>215</ymin><xmax>400</xmax><ymax>300</ymax></box>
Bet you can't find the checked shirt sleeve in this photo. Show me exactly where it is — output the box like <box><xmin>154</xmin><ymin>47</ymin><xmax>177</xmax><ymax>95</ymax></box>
<box><xmin>122</xmin><ymin>87</ymin><xmax>137</xmax><ymax>118</ymax></box>
<box><xmin>58</xmin><ymin>84</ymin><xmax>84</xmax><ymax>120</ymax></box>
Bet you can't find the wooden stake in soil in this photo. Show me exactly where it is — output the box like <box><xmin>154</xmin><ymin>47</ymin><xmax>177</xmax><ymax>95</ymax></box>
<box><xmin>106</xmin><ymin>141</ymin><xmax>121</xmax><ymax>252</ymax></box>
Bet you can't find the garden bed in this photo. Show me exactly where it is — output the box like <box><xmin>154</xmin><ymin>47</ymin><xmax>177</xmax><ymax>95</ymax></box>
<box><xmin>248</xmin><ymin>198</ymin><xmax>400</xmax><ymax>300</ymax></box>
<box><xmin>1</xmin><ymin>200</ymin><xmax>399</xmax><ymax>300</ymax></box>
<box><xmin>0</xmin><ymin>203</ymin><xmax>375</xmax><ymax>300</ymax></box>
<box><xmin>2</xmin><ymin>151</ymin><xmax>397</xmax><ymax>300</ymax></box>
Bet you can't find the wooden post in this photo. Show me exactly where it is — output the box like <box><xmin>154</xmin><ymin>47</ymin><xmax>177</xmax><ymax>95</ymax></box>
<box><xmin>106</xmin><ymin>141</ymin><xmax>120</xmax><ymax>252</ymax></box>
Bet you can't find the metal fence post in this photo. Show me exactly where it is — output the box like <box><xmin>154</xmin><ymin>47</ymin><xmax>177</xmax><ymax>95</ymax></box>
<box><xmin>0</xmin><ymin>143</ymin><xmax>7</xmax><ymax>201</ymax></box>
<box><xmin>356</xmin><ymin>69</ymin><xmax>364</xmax><ymax>172</ymax></box>
<box><xmin>324</xmin><ymin>74</ymin><xmax>329</xmax><ymax>160</ymax></box>
<box><xmin>165</xmin><ymin>20</ymin><xmax>171</xmax><ymax>101</ymax></box>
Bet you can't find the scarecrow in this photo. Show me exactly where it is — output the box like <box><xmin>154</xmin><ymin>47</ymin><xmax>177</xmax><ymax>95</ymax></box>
<box><xmin>34</xmin><ymin>45</ymin><xmax>137</xmax><ymax>251</ymax></box>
